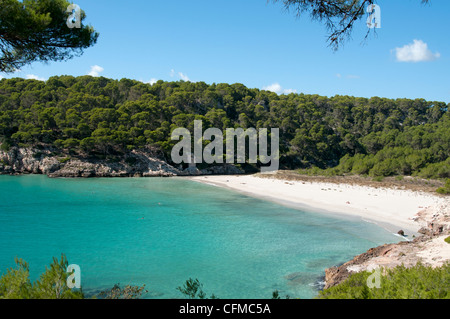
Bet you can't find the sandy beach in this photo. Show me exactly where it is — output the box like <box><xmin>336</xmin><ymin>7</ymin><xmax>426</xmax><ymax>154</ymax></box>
<box><xmin>190</xmin><ymin>174</ymin><xmax>447</xmax><ymax>236</ymax></box>
<box><xmin>190</xmin><ymin>173</ymin><xmax>450</xmax><ymax>282</ymax></box>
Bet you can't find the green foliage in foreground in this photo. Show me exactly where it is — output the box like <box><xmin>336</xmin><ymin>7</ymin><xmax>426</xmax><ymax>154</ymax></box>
<box><xmin>177</xmin><ymin>278</ymin><xmax>217</xmax><ymax>299</ymax></box>
<box><xmin>272</xmin><ymin>289</ymin><xmax>290</xmax><ymax>299</ymax></box>
<box><xmin>318</xmin><ymin>262</ymin><xmax>450</xmax><ymax>299</ymax></box>
<box><xmin>0</xmin><ymin>255</ymin><xmax>83</xmax><ymax>299</ymax></box>
<box><xmin>0</xmin><ymin>255</ymin><xmax>146</xmax><ymax>299</ymax></box>
<box><xmin>2</xmin><ymin>255</ymin><xmax>449</xmax><ymax>299</ymax></box>
<box><xmin>436</xmin><ymin>179</ymin><xmax>450</xmax><ymax>195</ymax></box>
<box><xmin>445</xmin><ymin>237</ymin><xmax>450</xmax><ymax>244</ymax></box>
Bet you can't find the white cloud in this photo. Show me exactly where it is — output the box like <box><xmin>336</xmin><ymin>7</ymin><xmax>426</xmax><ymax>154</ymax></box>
<box><xmin>170</xmin><ymin>69</ymin><xmax>192</xmax><ymax>82</ymax></box>
<box><xmin>178</xmin><ymin>72</ymin><xmax>190</xmax><ymax>82</ymax></box>
<box><xmin>262</xmin><ymin>83</ymin><xmax>297</xmax><ymax>95</ymax></box>
<box><xmin>145</xmin><ymin>78</ymin><xmax>158</xmax><ymax>85</ymax></box>
<box><xmin>394</xmin><ymin>40</ymin><xmax>440</xmax><ymax>63</ymax></box>
<box><xmin>26</xmin><ymin>74</ymin><xmax>46</xmax><ymax>81</ymax></box>
<box><xmin>336</xmin><ymin>73</ymin><xmax>342</xmax><ymax>78</ymax></box>
<box><xmin>282</xmin><ymin>88</ymin><xmax>297</xmax><ymax>94</ymax></box>
<box><xmin>88</xmin><ymin>65</ymin><xmax>104</xmax><ymax>77</ymax></box>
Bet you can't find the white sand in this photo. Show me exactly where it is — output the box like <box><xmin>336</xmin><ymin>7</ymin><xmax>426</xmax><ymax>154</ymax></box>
<box><xmin>189</xmin><ymin>174</ymin><xmax>447</xmax><ymax>236</ymax></box>
<box><xmin>416</xmin><ymin>235</ymin><xmax>450</xmax><ymax>266</ymax></box>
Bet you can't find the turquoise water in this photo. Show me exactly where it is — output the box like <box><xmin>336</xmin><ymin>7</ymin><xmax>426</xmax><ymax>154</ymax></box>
<box><xmin>0</xmin><ymin>175</ymin><xmax>400</xmax><ymax>299</ymax></box>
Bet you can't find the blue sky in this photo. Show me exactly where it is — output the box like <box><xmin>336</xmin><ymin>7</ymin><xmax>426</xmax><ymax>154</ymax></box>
<box><xmin>1</xmin><ymin>0</ymin><xmax>449</xmax><ymax>103</ymax></box>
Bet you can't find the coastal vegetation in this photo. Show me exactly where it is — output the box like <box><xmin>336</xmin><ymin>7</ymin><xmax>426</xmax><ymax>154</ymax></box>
<box><xmin>318</xmin><ymin>262</ymin><xmax>450</xmax><ymax>299</ymax></box>
<box><xmin>0</xmin><ymin>255</ymin><xmax>83</xmax><ymax>299</ymax></box>
<box><xmin>0</xmin><ymin>254</ymin><xmax>147</xmax><ymax>299</ymax></box>
<box><xmin>436</xmin><ymin>179</ymin><xmax>450</xmax><ymax>195</ymax></box>
<box><xmin>176</xmin><ymin>278</ymin><xmax>217</xmax><ymax>299</ymax></box>
<box><xmin>1</xmin><ymin>254</ymin><xmax>449</xmax><ymax>299</ymax></box>
<box><xmin>0</xmin><ymin>0</ymin><xmax>447</xmax><ymax>304</ymax></box>
<box><xmin>0</xmin><ymin>76</ymin><xmax>448</xmax><ymax>180</ymax></box>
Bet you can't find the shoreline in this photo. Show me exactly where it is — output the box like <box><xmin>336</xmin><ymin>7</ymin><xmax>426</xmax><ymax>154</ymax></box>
<box><xmin>188</xmin><ymin>174</ymin><xmax>450</xmax><ymax>288</ymax></box>
<box><xmin>2</xmin><ymin>171</ymin><xmax>448</xmax><ymax>290</ymax></box>
<box><xmin>188</xmin><ymin>174</ymin><xmax>446</xmax><ymax>236</ymax></box>
<box><xmin>1</xmin><ymin>170</ymin><xmax>444</xmax><ymax>237</ymax></box>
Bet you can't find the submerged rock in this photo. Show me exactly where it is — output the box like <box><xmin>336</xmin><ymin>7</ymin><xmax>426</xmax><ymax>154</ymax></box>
<box><xmin>284</xmin><ymin>272</ymin><xmax>323</xmax><ymax>286</ymax></box>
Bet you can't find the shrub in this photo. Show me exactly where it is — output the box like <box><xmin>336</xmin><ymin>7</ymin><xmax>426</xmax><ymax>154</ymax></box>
<box><xmin>0</xmin><ymin>255</ymin><xmax>147</xmax><ymax>299</ymax></box>
<box><xmin>0</xmin><ymin>255</ymin><xmax>83</xmax><ymax>299</ymax></box>
<box><xmin>33</xmin><ymin>152</ymin><xmax>44</xmax><ymax>159</ymax></box>
<box><xmin>0</xmin><ymin>141</ymin><xmax>11</xmax><ymax>152</ymax></box>
<box><xmin>318</xmin><ymin>262</ymin><xmax>450</xmax><ymax>299</ymax></box>
<box><xmin>177</xmin><ymin>278</ymin><xmax>217</xmax><ymax>299</ymax></box>
<box><xmin>436</xmin><ymin>179</ymin><xmax>450</xmax><ymax>195</ymax></box>
<box><xmin>58</xmin><ymin>157</ymin><xmax>71</xmax><ymax>164</ymax></box>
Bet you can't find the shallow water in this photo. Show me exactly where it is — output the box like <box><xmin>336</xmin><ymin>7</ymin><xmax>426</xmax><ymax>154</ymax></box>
<box><xmin>0</xmin><ymin>175</ymin><xmax>400</xmax><ymax>299</ymax></box>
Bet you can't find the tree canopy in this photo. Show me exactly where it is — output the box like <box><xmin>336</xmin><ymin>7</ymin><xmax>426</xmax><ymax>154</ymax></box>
<box><xmin>0</xmin><ymin>0</ymin><xmax>98</xmax><ymax>72</ymax></box>
<box><xmin>274</xmin><ymin>0</ymin><xmax>430</xmax><ymax>49</ymax></box>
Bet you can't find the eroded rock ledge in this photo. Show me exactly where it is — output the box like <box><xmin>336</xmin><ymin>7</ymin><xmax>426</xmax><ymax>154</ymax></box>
<box><xmin>0</xmin><ymin>147</ymin><xmax>244</xmax><ymax>177</ymax></box>
<box><xmin>324</xmin><ymin>201</ymin><xmax>450</xmax><ymax>289</ymax></box>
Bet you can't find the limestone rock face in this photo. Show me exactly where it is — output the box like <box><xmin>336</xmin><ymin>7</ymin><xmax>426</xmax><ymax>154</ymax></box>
<box><xmin>0</xmin><ymin>147</ymin><xmax>61</xmax><ymax>175</ymax></box>
<box><xmin>323</xmin><ymin>244</ymin><xmax>398</xmax><ymax>290</ymax></box>
<box><xmin>323</xmin><ymin>202</ymin><xmax>450</xmax><ymax>290</ymax></box>
<box><xmin>0</xmin><ymin>146</ymin><xmax>245</xmax><ymax>177</ymax></box>
<box><xmin>418</xmin><ymin>222</ymin><xmax>447</xmax><ymax>237</ymax></box>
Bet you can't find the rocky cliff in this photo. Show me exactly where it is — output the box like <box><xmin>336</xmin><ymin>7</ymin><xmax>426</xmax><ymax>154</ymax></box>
<box><xmin>0</xmin><ymin>146</ymin><xmax>245</xmax><ymax>177</ymax></box>
<box><xmin>323</xmin><ymin>201</ymin><xmax>450</xmax><ymax>289</ymax></box>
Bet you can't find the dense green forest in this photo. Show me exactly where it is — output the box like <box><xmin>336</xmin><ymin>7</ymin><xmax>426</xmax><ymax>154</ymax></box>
<box><xmin>0</xmin><ymin>76</ymin><xmax>448</xmax><ymax>178</ymax></box>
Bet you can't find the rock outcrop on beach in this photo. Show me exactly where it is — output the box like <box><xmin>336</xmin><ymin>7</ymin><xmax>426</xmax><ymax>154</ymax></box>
<box><xmin>0</xmin><ymin>146</ymin><xmax>245</xmax><ymax>178</ymax></box>
<box><xmin>323</xmin><ymin>201</ymin><xmax>450</xmax><ymax>289</ymax></box>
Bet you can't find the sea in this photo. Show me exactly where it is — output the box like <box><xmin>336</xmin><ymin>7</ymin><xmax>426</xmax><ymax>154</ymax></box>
<box><xmin>0</xmin><ymin>175</ymin><xmax>401</xmax><ymax>299</ymax></box>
